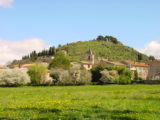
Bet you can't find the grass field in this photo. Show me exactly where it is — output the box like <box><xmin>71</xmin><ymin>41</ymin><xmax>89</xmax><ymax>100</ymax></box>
<box><xmin>0</xmin><ymin>85</ymin><xmax>160</xmax><ymax>120</ymax></box>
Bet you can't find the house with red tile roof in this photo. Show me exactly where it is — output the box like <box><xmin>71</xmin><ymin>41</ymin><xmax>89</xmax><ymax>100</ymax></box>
<box><xmin>122</xmin><ymin>60</ymin><xmax>149</xmax><ymax>80</ymax></box>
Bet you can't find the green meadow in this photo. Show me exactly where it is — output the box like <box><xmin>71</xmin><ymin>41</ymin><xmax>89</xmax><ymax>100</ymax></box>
<box><xmin>0</xmin><ymin>85</ymin><xmax>160</xmax><ymax>120</ymax></box>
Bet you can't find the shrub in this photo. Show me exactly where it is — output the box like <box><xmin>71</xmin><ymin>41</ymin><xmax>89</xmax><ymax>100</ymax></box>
<box><xmin>91</xmin><ymin>64</ymin><xmax>132</xmax><ymax>84</ymax></box>
<box><xmin>0</xmin><ymin>68</ymin><xmax>31</xmax><ymax>86</ymax></box>
<box><xmin>28</xmin><ymin>65</ymin><xmax>48</xmax><ymax>85</ymax></box>
<box><xmin>79</xmin><ymin>69</ymin><xmax>92</xmax><ymax>85</ymax></box>
<box><xmin>50</xmin><ymin>66</ymin><xmax>92</xmax><ymax>85</ymax></box>
<box><xmin>50</xmin><ymin>68</ymin><xmax>71</xmax><ymax>85</ymax></box>
<box><xmin>118</xmin><ymin>75</ymin><xmax>132</xmax><ymax>84</ymax></box>
<box><xmin>100</xmin><ymin>69</ymin><xmax>119</xmax><ymax>84</ymax></box>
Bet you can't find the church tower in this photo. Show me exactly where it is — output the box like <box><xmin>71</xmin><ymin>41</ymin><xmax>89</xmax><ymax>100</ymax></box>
<box><xmin>86</xmin><ymin>48</ymin><xmax>95</xmax><ymax>65</ymax></box>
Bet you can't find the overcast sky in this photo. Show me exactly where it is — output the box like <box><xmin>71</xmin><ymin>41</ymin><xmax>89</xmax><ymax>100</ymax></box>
<box><xmin>0</xmin><ymin>0</ymin><xmax>160</xmax><ymax>65</ymax></box>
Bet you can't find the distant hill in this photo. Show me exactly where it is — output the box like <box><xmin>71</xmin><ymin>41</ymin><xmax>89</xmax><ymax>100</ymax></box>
<box><xmin>10</xmin><ymin>35</ymin><xmax>150</xmax><ymax>65</ymax></box>
<box><xmin>58</xmin><ymin>39</ymin><xmax>149</xmax><ymax>63</ymax></box>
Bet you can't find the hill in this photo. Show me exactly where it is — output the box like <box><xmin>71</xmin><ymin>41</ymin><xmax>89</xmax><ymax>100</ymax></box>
<box><xmin>10</xmin><ymin>35</ymin><xmax>150</xmax><ymax>65</ymax></box>
<box><xmin>58</xmin><ymin>39</ymin><xmax>149</xmax><ymax>63</ymax></box>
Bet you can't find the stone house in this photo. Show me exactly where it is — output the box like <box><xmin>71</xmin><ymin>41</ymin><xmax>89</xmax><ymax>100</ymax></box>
<box><xmin>147</xmin><ymin>60</ymin><xmax>160</xmax><ymax>80</ymax></box>
<box><xmin>122</xmin><ymin>60</ymin><xmax>149</xmax><ymax>80</ymax></box>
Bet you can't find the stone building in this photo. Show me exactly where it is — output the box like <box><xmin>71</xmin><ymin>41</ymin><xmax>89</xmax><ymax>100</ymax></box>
<box><xmin>122</xmin><ymin>60</ymin><xmax>149</xmax><ymax>80</ymax></box>
<box><xmin>147</xmin><ymin>60</ymin><xmax>160</xmax><ymax>80</ymax></box>
<box><xmin>81</xmin><ymin>49</ymin><xmax>95</xmax><ymax>70</ymax></box>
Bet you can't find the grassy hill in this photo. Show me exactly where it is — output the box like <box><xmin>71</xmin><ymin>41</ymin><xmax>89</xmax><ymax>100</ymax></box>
<box><xmin>58</xmin><ymin>40</ymin><xmax>149</xmax><ymax>62</ymax></box>
<box><xmin>10</xmin><ymin>36</ymin><xmax>150</xmax><ymax>65</ymax></box>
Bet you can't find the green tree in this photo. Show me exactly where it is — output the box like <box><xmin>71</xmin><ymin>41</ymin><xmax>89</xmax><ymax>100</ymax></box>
<box><xmin>30</xmin><ymin>51</ymin><xmax>38</xmax><ymax>61</ymax></box>
<box><xmin>105</xmin><ymin>36</ymin><xmax>119</xmax><ymax>44</ymax></box>
<box><xmin>49</xmin><ymin>51</ymin><xmax>71</xmax><ymax>69</ymax></box>
<box><xmin>96</xmin><ymin>35</ymin><xmax>105</xmax><ymax>41</ymax></box>
<box><xmin>137</xmin><ymin>53</ymin><xmax>143</xmax><ymax>61</ymax></box>
<box><xmin>149</xmin><ymin>56</ymin><xmax>155</xmax><ymax>61</ymax></box>
<box><xmin>28</xmin><ymin>65</ymin><xmax>48</xmax><ymax>85</ymax></box>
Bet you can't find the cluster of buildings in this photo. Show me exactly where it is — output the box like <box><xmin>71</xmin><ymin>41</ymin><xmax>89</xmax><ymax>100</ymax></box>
<box><xmin>77</xmin><ymin>49</ymin><xmax>160</xmax><ymax>81</ymax></box>
<box><xmin>1</xmin><ymin>49</ymin><xmax>160</xmax><ymax>82</ymax></box>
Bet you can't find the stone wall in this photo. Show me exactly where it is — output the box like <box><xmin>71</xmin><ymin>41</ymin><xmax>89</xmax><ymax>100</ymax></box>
<box><xmin>147</xmin><ymin>60</ymin><xmax>160</xmax><ymax>80</ymax></box>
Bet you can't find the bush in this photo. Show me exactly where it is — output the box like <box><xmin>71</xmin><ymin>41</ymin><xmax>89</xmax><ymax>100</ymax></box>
<box><xmin>100</xmin><ymin>70</ymin><xmax>119</xmax><ymax>84</ymax></box>
<box><xmin>28</xmin><ymin>65</ymin><xmax>48</xmax><ymax>85</ymax></box>
<box><xmin>50</xmin><ymin>68</ymin><xmax>71</xmax><ymax>85</ymax></box>
<box><xmin>118</xmin><ymin>75</ymin><xmax>132</xmax><ymax>84</ymax></box>
<box><xmin>91</xmin><ymin>64</ymin><xmax>132</xmax><ymax>84</ymax></box>
<box><xmin>0</xmin><ymin>68</ymin><xmax>31</xmax><ymax>86</ymax></box>
<box><xmin>50</xmin><ymin>66</ymin><xmax>92</xmax><ymax>85</ymax></box>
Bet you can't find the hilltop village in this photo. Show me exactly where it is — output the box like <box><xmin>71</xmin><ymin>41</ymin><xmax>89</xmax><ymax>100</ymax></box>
<box><xmin>0</xmin><ymin>36</ymin><xmax>159</xmax><ymax>86</ymax></box>
<box><xmin>0</xmin><ymin>49</ymin><xmax>160</xmax><ymax>83</ymax></box>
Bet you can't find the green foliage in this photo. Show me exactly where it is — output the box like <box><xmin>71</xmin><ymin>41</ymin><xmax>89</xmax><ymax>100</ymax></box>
<box><xmin>100</xmin><ymin>70</ymin><xmax>119</xmax><ymax>84</ymax></box>
<box><xmin>118</xmin><ymin>75</ymin><xmax>132</xmax><ymax>84</ymax></box>
<box><xmin>28</xmin><ymin>65</ymin><xmax>48</xmax><ymax>85</ymax></box>
<box><xmin>96</xmin><ymin>35</ymin><xmax>119</xmax><ymax>44</ymax></box>
<box><xmin>14</xmin><ymin>35</ymin><xmax>149</xmax><ymax>65</ymax></box>
<box><xmin>22</xmin><ymin>46</ymin><xmax>56</xmax><ymax>61</ymax></box>
<box><xmin>50</xmin><ymin>66</ymin><xmax>92</xmax><ymax>85</ymax></box>
<box><xmin>137</xmin><ymin>53</ymin><xmax>143</xmax><ymax>62</ymax></box>
<box><xmin>58</xmin><ymin>36</ymin><xmax>149</xmax><ymax>62</ymax></box>
<box><xmin>91</xmin><ymin>64</ymin><xmax>132</xmax><ymax>84</ymax></box>
<box><xmin>30</xmin><ymin>51</ymin><xmax>38</xmax><ymax>61</ymax></box>
<box><xmin>149</xmin><ymin>55</ymin><xmax>155</xmax><ymax>61</ymax></box>
<box><xmin>49</xmin><ymin>51</ymin><xmax>71</xmax><ymax>69</ymax></box>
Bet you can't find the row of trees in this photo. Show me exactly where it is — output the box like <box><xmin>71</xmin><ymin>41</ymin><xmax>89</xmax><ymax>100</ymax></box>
<box><xmin>22</xmin><ymin>46</ymin><xmax>56</xmax><ymax>61</ymax></box>
<box><xmin>96</xmin><ymin>35</ymin><xmax>119</xmax><ymax>44</ymax></box>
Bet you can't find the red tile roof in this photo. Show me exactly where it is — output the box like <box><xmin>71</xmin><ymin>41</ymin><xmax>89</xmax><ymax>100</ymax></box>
<box><xmin>21</xmin><ymin>64</ymin><xmax>36</xmax><ymax>68</ymax></box>
<box><xmin>0</xmin><ymin>66</ymin><xmax>7</xmax><ymax>69</ymax></box>
<box><xmin>123</xmin><ymin>60</ymin><xmax>148</xmax><ymax>67</ymax></box>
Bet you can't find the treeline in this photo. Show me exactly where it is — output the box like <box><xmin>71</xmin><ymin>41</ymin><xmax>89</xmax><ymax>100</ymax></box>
<box><xmin>96</xmin><ymin>35</ymin><xmax>120</xmax><ymax>44</ymax></box>
<box><xmin>22</xmin><ymin>46</ymin><xmax>56</xmax><ymax>61</ymax></box>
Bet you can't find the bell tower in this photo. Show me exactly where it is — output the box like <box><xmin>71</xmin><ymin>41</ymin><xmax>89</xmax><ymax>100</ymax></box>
<box><xmin>86</xmin><ymin>48</ymin><xmax>94</xmax><ymax>65</ymax></box>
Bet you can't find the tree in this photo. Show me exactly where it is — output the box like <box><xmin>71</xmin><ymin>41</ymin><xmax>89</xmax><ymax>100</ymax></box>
<box><xmin>96</xmin><ymin>35</ymin><xmax>105</xmax><ymax>41</ymax></box>
<box><xmin>49</xmin><ymin>46</ymin><xmax>56</xmax><ymax>56</ymax></box>
<box><xmin>105</xmin><ymin>36</ymin><xmax>118</xmax><ymax>44</ymax></box>
<box><xmin>30</xmin><ymin>51</ymin><xmax>38</xmax><ymax>61</ymax></box>
<box><xmin>137</xmin><ymin>53</ymin><xmax>143</xmax><ymax>61</ymax></box>
<box><xmin>49</xmin><ymin>51</ymin><xmax>71</xmax><ymax>69</ymax></box>
<box><xmin>28</xmin><ymin>65</ymin><xmax>48</xmax><ymax>85</ymax></box>
<box><xmin>149</xmin><ymin>56</ymin><xmax>155</xmax><ymax>61</ymax></box>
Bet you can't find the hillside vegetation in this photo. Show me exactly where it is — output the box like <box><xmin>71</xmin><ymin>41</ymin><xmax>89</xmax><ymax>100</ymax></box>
<box><xmin>58</xmin><ymin>39</ymin><xmax>149</xmax><ymax>62</ymax></box>
<box><xmin>10</xmin><ymin>35</ymin><xmax>150</xmax><ymax>65</ymax></box>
